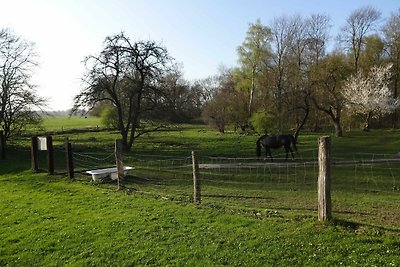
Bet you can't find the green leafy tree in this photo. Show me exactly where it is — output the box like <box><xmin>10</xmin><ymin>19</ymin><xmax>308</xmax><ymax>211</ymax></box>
<box><xmin>100</xmin><ymin>104</ymin><xmax>118</xmax><ymax>129</ymax></box>
<box><xmin>361</xmin><ymin>35</ymin><xmax>385</xmax><ymax>69</ymax></box>
<box><xmin>236</xmin><ymin>19</ymin><xmax>272</xmax><ymax>116</ymax></box>
<box><xmin>310</xmin><ymin>53</ymin><xmax>351</xmax><ymax>137</ymax></box>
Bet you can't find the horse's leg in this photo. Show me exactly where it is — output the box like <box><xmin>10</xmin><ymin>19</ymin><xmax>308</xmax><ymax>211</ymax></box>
<box><xmin>266</xmin><ymin>147</ymin><xmax>273</xmax><ymax>162</ymax></box>
<box><xmin>289</xmin><ymin>146</ymin><xmax>295</xmax><ymax>159</ymax></box>
<box><xmin>284</xmin><ymin>146</ymin><xmax>289</xmax><ymax>161</ymax></box>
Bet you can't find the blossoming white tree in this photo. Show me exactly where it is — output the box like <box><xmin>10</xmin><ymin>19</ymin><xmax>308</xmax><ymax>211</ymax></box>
<box><xmin>342</xmin><ymin>64</ymin><xmax>400</xmax><ymax>130</ymax></box>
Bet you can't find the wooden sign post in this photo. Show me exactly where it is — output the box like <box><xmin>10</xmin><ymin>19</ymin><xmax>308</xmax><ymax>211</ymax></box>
<box><xmin>31</xmin><ymin>135</ymin><xmax>55</xmax><ymax>175</ymax></box>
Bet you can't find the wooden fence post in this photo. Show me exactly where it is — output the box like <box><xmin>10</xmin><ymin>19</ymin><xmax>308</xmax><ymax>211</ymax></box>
<box><xmin>46</xmin><ymin>135</ymin><xmax>54</xmax><ymax>175</ymax></box>
<box><xmin>31</xmin><ymin>136</ymin><xmax>39</xmax><ymax>172</ymax></box>
<box><xmin>318</xmin><ymin>136</ymin><xmax>332</xmax><ymax>222</ymax></box>
<box><xmin>115</xmin><ymin>139</ymin><xmax>124</xmax><ymax>190</ymax></box>
<box><xmin>65</xmin><ymin>138</ymin><xmax>74</xmax><ymax>179</ymax></box>
<box><xmin>0</xmin><ymin>130</ymin><xmax>5</xmax><ymax>160</ymax></box>
<box><xmin>192</xmin><ymin>150</ymin><xmax>201</xmax><ymax>205</ymax></box>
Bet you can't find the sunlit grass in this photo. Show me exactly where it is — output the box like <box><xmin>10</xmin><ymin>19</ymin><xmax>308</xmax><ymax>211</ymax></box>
<box><xmin>41</xmin><ymin>116</ymin><xmax>102</xmax><ymax>132</ymax></box>
<box><xmin>1</xmin><ymin>119</ymin><xmax>399</xmax><ymax>265</ymax></box>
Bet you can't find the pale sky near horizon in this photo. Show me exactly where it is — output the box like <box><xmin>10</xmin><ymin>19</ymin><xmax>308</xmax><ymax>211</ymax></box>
<box><xmin>1</xmin><ymin>0</ymin><xmax>399</xmax><ymax>111</ymax></box>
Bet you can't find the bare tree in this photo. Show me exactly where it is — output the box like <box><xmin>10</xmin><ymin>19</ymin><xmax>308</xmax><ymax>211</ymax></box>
<box><xmin>269</xmin><ymin>15</ymin><xmax>300</xmax><ymax>133</ymax></box>
<box><xmin>306</xmin><ymin>14</ymin><xmax>331</xmax><ymax>64</ymax></box>
<box><xmin>339</xmin><ymin>6</ymin><xmax>381</xmax><ymax>72</ymax></box>
<box><xmin>157</xmin><ymin>66</ymin><xmax>202</xmax><ymax>122</ymax></box>
<box><xmin>73</xmin><ymin>33</ymin><xmax>171</xmax><ymax>151</ymax></box>
<box><xmin>0</xmin><ymin>28</ymin><xmax>44</xmax><ymax>140</ymax></box>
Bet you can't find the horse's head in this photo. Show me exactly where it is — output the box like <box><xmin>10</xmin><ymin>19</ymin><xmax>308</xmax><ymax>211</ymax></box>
<box><xmin>256</xmin><ymin>135</ymin><xmax>268</xmax><ymax>158</ymax></box>
<box><xmin>256</xmin><ymin>139</ymin><xmax>262</xmax><ymax>158</ymax></box>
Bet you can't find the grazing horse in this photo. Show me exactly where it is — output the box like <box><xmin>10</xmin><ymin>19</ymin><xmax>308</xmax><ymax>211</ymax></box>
<box><xmin>256</xmin><ymin>134</ymin><xmax>297</xmax><ymax>161</ymax></box>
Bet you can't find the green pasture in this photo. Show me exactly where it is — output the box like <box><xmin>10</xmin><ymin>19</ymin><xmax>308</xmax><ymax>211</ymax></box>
<box><xmin>40</xmin><ymin>116</ymin><xmax>102</xmax><ymax>133</ymax></box>
<box><xmin>1</xmin><ymin>117</ymin><xmax>399</xmax><ymax>266</ymax></box>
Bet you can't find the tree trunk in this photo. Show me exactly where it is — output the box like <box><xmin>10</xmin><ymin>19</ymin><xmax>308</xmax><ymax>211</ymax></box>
<box><xmin>294</xmin><ymin>94</ymin><xmax>311</xmax><ymax>142</ymax></box>
<box><xmin>333</xmin><ymin>119</ymin><xmax>343</xmax><ymax>137</ymax></box>
<box><xmin>248</xmin><ymin>68</ymin><xmax>256</xmax><ymax>116</ymax></box>
<box><xmin>363</xmin><ymin>112</ymin><xmax>372</xmax><ymax>132</ymax></box>
<box><xmin>120</xmin><ymin>130</ymin><xmax>130</xmax><ymax>152</ymax></box>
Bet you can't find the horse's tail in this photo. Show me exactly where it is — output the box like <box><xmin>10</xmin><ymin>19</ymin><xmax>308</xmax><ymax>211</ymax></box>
<box><xmin>290</xmin><ymin>135</ymin><xmax>298</xmax><ymax>151</ymax></box>
<box><xmin>256</xmin><ymin>135</ymin><xmax>265</xmax><ymax>158</ymax></box>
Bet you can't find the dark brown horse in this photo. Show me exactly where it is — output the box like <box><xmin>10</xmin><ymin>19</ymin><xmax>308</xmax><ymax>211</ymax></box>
<box><xmin>256</xmin><ymin>134</ymin><xmax>297</xmax><ymax>161</ymax></box>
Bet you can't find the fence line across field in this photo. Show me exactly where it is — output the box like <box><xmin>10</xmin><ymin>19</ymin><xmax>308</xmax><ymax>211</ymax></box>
<box><xmin>25</xmin><ymin>135</ymin><xmax>399</xmax><ymax>224</ymax></box>
<box><xmin>130</xmin><ymin>151</ymin><xmax>399</xmax><ymax>192</ymax></box>
<box><xmin>27</xmin><ymin>135</ymin><xmax>399</xmax><ymax>193</ymax></box>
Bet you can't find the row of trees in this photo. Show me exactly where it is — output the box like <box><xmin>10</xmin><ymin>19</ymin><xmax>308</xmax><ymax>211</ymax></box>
<box><xmin>1</xmin><ymin>6</ymin><xmax>400</xmax><ymax>152</ymax></box>
<box><xmin>203</xmin><ymin>6</ymin><xmax>400</xmax><ymax>138</ymax></box>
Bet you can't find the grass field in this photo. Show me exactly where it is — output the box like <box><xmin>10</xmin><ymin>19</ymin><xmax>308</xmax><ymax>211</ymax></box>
<box><xmin>41</xmin><ymin>116</ymin><xmax>102</xmax><ymax>132</ymax></box>
<box><xmin>1</xmin><ymin>117</ymin><xmax>399</xmax><ymax>265</ymax></box>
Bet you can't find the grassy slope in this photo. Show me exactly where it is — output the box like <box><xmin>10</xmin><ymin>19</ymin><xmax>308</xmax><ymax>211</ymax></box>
<box><xmin>0</xmin><ymin>172</ymin><xmax>399</xmax><ymax>266</ymax></box>
<box><xmin>1</xmin><ymin>118</ymin><xmax>399</xmax><ymax>265</ymax></box>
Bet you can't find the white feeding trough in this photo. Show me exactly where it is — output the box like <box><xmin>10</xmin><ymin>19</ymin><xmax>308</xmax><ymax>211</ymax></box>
<box><xmin>86</xmin><ymin>166</ymin><xmax>134</xmax><ymax>181</ymax></box>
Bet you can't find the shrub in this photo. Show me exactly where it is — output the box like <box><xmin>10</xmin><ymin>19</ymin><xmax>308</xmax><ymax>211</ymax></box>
<box><xmin>250</xmin><ymin>111</ymin><xmax>276</xmax><ymax>134</ymax></box>
<box><xmin>100</xmin><ymin>105</ymin><xmax>118</xmax><ymax>129</ymax></box>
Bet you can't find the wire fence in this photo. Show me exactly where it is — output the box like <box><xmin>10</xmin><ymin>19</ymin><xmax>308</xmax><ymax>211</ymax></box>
<box><xmin>2</xmin><ymin>141</ymin><xmax>399</xmax><ymax>228</ymax></box>
<box><xmin>123</xmin><ymin>151</ymin><xmax>400</xmax><ymax>193</ymax></box>
<box><xmin>120</xmin><ymin>151</ymin><xmax>400</xmax><ymax>227</ymax></box>
<box><xmin>10</xmin><ymin>140</ymin><xmax>399</xmax><ymax>193</ymax></box>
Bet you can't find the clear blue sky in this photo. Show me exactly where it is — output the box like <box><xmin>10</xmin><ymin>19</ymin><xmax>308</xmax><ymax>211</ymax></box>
<box><xmin>1</xmin><ymin>0</ymin><xmax>399</xmax><ymax>110</ymax></box>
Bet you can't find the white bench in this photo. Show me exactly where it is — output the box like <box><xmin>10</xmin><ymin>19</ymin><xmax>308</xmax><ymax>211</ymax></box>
<box><xmin>86</xmin><ymin>166</ymin><xmax>134</xmax><ymax>181</ymax></box>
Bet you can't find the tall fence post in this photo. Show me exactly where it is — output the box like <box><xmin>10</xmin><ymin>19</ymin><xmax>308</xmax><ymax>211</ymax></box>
<box><xmin>65</xmin><ymin>138</ymin><xmax>74</xmax><ymax>179</ymax></box>
<box><xmin>115</xmin><ymin>139</ymin><xmax>124</xmax><ymax>190</ymax></box>
<box><xmin>0</xmin><ymin>130</ymin><xmax>5</xmax><ymax>160</ymax></box>
<box><xmin>192</xmin><ymin>150</ymin><xmax>201</xmax><ymax>205</ymax></box>
<box><xmin>318</xmin><ymin>136</ymin><xmax>332</xmax><ymax>222</ymax></box>
<box><xmin>46</xmin><ymin>135</ymin><xmax>54</xmax><ymax>175</ymax></box>
<box><xmin>31</xmin><ymin>136</ymin><xmax>39</xmax><ymax>172</ymax></box>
